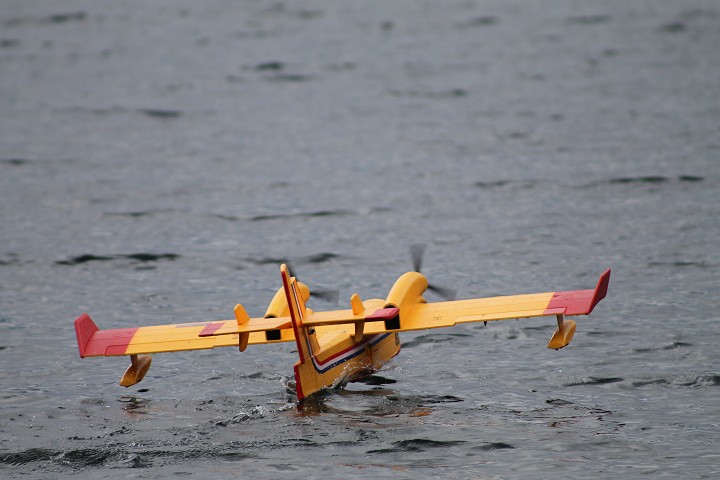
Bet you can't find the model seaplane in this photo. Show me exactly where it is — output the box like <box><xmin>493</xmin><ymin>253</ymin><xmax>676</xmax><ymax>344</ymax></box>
<box><xmin>74</xmin><ymin>252</ymin><xmax>610</xmax><ymax>401</ymax></box>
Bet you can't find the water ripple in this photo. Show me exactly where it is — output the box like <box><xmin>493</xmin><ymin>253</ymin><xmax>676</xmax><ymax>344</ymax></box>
<box><xmin>1</xmin><ymin>448</ymin><xmax>58</xmax><ymax>466</ymax></box>
<box><xmin>474</xmin><ymin>442</ymin><xmax>515</xmax><ymax>450</ymax></box>
<box><xmin>3</xmin><ymin>11</ymin><xmax>86</xmax><ymax>27</ymax></box>
<box><xmin>368</xmin><ymin>438</ymin><xmax>465</xmax><ymax>454</ymax></box>
<box><xmin>56</xmin><ymin>253</ymin><xmax>180</xmax><ymax>266</ymax></box>
<box><xmin>565</xmin><ymin>377</ymin><xmax>624</xmax><ymax>387</ymax></box>
<box><xmin>245</xmin><ymin>252</ymin><xmax>342</xmax><ymax>267</ymax></box>
<box><xmin>582</xmin><ymin>175</ymin><xmax>705</xmax><ymax>188</ymax></box>
<box><xmin>633</xmin><ymin>341</ymin><xmax>692</xmax><ymax>353</ymax></box>
<box><xmin>250</xmin><ymin>210</ymin><xmax>353</xmax><ymax>221</ymax></box>
<box><xmin>565</xmin><ymin>15</ymin><xmax>612</xmax><ymax>25</ymax></box>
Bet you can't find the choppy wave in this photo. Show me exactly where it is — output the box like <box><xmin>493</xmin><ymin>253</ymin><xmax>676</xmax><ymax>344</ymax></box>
<box><xmin>583</xmin><ymin>175</ymin><xmax>705</xmax><ymax>188</ymax></box>
<box><xmin>474</xmin><ymin>442</ymin><xmax>515</xmax><ymax>450</ymax></box>
<box><xmin>676</xmin><ymin>374</ymin><xmax>720</xmax><ymax>387</ymax></box>
<box><xmin>213</xmin><ymin>207</ymin><xmax>390</xmax><ymax>222</ymax></box>
<box><xmin>565</xmin><ymin>15</ymin><xmax>612</xmax><ymax>25</ymax></box>
<box><xmin>472</xmin><ymin>175</ymin><xmax>706</xmax><ymax>192</ymax></box>
<box><xmin>250</xmin><ymin>210</ymin><xmax>353</xmax><ymax>221</ymax></box>
<box><xmin>1</xmin><ymin>158</ymin><xmax>32</xmax><ymax>166</ymax></box>
<box><xmin>138</xmin><ymin>109</ymin><xmax>182</xmax><ymax>119</ymax></box>
<box><xmin>402</xmin><ymin>333</ymin><xmax>471</xmax><ymax>349</ymax></box>
<box><xmin>3</xmin><ymin>11</ymin><xmax>86</xmax><ymax>27</ymax></box>
<box><xmin>0</xmin><ymin>447</ymin><xmax>143</xmax><ymax>468</ymax></box>
<box><xmin>368</xmin><ymin>438</ymin><xmax>466</xmax><ymax>454</ymax></box>
<box><xmin>633</xmin><ymin>341</ymin><xmax>692</xmax><ymax>353</ymax></box>
<box><xmin>354</xmin><ymin>375</ymin><xmax>397</xmax><ymax>386</ymax></box>
<box><xmin>647</xmin><ymin>261</ymin><xmax>709</xmax><ymax>268</ymax></box>
<box><xmin>56</xmin><ymin>253</ymin><xmax>180</xmax><ymax>266</ymax></box>
<box><xmin>104</xmin><ymin>209</ymin><xmax>180</xmax><ymax>218</ymax></box>
<box><xmin>0</xmin><ymin>253</ymin><xmax>22</xmax><ymax>266</ymax></box>
<box><xmin>565</xmin><ymin>377</ymin><xmax>624</xmax><ymax>386</ymax></box>
<box><xmin>47</xmin><ymin>105</ymin><xmax>190</xmax><ymax>120</ymax></box>
<box><xmin>389</xmin><ymin>88</ymin><xmax>469</xmax><ymax>99</ymax></box>
<box><xmin>245</xmin><ymin>252</ymin><xmax>343</xmax><ymax>268</ymax></box>
<box><xmin>631</xmin><ymin>375</ymin><xmax>720</xmax><ymax>388</ymax></box>
<box><xmin>473</xmin><ymin>179</ymin><xmax>539</xmax><ymax>190</ymax></box>
<box><xmin>457</xmin><ymin>16</ymin><xmax>499</xmax><ymax>28</ymax></box>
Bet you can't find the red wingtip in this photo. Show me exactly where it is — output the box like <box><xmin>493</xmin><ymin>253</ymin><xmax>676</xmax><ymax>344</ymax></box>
<box><xmin>588</xmin><ymin>269</ymin><xmax>611</xmax><ymax>314</ymax></box>
<box><xmin>545</xmin><ymin>269</ymin><xmax>612</xmax><ymax>316</ymax></box>
<box><xmin>74</xmin><ymin>313</ymin><xmax>99</xmax><ymax>358</ymax></box>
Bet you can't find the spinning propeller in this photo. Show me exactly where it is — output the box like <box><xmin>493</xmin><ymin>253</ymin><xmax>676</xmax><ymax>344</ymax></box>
<box><xmin>409</xmin><ymin>244</ymin><xmax>457</xmax><ymax>301</ymax></box>
<box><xmin>285</xmin><ymin>247</ymin><xmax>456</xmax><ymax>304</ymax></box>
<box><xmin>285</xmin><ymin>262</ymin><xmax>340</xmax><ymax>305</ymax></box>
<box><xmin>308</xmin><ymin>288</ymin><xmax>340</xmax><ymax>305</ymax></box>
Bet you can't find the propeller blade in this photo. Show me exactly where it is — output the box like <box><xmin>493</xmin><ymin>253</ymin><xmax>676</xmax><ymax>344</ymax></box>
<box><xmin>410</xmin><ymin>244</ymin><xmax>426</xmax><ymax>272</ymax></box>
<box><xmin>284</xmin><ymin>260</ymin><xmax>339</xmax><ymax>304</ymax></box>
<box><xmin>284</xmin><ymin>260</ymin><xmax>297</xmax><ymax>279</ymax></box>
<box><xmin>428</xmin><ymin>283</ymin><xmax>457</xmax><ymax>301</ymax></box>
<box><xmin>410</xmin><ymin>245</ymin><xmax>456</xmax><ymax>301</ymax></box>
<box><xmin>311</xmin><ymin>288</ymin><xmax>340</xmax><ymax>305</ymax></box>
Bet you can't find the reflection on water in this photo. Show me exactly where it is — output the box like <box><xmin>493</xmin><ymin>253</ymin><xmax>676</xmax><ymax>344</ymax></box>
<box><xmin>117</xmin><ymin>395</ymin><xmax>150</xmax><ymax>415</ymax></box>
<box><xmin>297</xmin><ymin>382</ymin><xmax>464</xmax><ymax>420</ymax></box>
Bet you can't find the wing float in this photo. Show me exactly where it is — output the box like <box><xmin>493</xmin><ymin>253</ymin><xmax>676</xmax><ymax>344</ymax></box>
<box><xmin>75</xmin><ymin>264</ymin><xmax>610</xmax><ymax>400</ymax></box>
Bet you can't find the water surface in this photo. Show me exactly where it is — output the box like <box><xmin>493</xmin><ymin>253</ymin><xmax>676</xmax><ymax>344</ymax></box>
<box><xmin>1</xmin><ymin>1</ymin><xmax>718</xmax><ymax>478</ymax></box>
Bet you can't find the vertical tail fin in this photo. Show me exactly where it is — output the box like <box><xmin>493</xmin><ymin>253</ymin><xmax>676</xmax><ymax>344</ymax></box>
<box><xmin>280</xmin><ymin>264</ymin><xmax>314</xmax><ymax>364</ymax></box>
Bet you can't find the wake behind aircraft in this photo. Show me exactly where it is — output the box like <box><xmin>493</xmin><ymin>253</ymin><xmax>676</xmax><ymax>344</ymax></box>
<box><xmin>74</xmin><ymin>253</ymin><xmax>610</xmax><ymax>401</ymax></box>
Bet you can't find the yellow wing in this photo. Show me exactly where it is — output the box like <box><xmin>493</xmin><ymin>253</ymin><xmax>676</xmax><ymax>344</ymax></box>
<box><xmin>205</xmin><ymin>270</ymin><xmax>610</xmax><ymax>339</ymax></box>
<box><xmin>74</xmin><ymin>314</ymin><xmax>294</xmax><ymax>358</ymax></box>
<box><xmin>74</xmin><ymin>269</ymin><xmax>609</xmax><ymax>387</ymax></box>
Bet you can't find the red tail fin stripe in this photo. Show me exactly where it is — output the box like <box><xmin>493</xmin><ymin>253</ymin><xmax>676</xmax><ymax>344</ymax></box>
<box><xmin>281</xmin><ymin>266</ymin><xmax>306</xmax><ymax>364</ymax></box>
<box><xmin>291</xmin><ymin>281</ymin><xmax>304</xmax><ymax>322</ymax></box>
<box><xmin>294</xmin><ymin>364</ymin><xmax>305</xmax><ymax>400</ymax></box>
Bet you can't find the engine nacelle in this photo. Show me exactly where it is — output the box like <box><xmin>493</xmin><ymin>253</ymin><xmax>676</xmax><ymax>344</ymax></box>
<box><xmin>261</xmin><ymin>281</ymin><xmax>310</xmax><ymax>342</ymax></box>
<box><xmin>264</xmin><ymin>282</ymin><xmax>310</xmax><ymax>318</ymax></box>
<box><xmin>383</xmin><ymin>272</ymin><xmax>428</xmax><ymax>329</ymax></box>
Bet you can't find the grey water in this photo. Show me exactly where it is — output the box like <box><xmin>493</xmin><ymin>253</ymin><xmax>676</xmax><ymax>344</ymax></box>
<box><xmin>1</xmin><ymin>0</ymin><xmax>718</xmax><ymax>478</ymax></box>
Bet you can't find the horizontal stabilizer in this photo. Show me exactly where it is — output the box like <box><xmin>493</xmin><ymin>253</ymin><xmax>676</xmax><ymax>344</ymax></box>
<box><xmin>202</xmin><ymin>306</ymin><xmax>400</xmax><ymax>337</ymax></box>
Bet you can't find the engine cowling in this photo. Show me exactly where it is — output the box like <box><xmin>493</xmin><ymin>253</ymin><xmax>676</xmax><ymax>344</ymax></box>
<box><xmin>264</xmin><ymin>282</ymin><xmax>311</xmax><ymax>318</ymax></box>
<box><xmin>383</xmin><ymin>272</ymin><xmax>428</xmax><ymax>329</ymax></box>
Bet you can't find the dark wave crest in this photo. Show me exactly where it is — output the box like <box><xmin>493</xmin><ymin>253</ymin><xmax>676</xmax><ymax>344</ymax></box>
<box><xmin>56</xmin><ymin>253</ymin><xmax>180</xmax><ymax>266</ymax></box>
<box><xmin>368</xmin><ymin>438</ymin><xmax>465</xmax><ymax>454</ymax></box>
